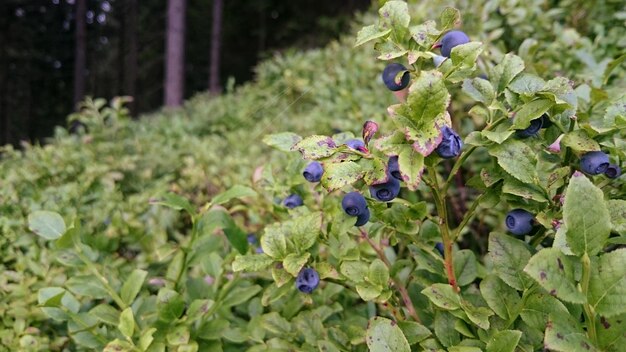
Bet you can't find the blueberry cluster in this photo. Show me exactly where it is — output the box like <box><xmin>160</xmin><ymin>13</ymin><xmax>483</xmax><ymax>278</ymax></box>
<box><xmin>342</xmin><ymin>192</ymin><xmax>370</xmax><ymax>226</ymax></box>
<box><xmin>580</xmin><ymin>151</ymin><xmax>621</xmax><ymax>178</ymax></box>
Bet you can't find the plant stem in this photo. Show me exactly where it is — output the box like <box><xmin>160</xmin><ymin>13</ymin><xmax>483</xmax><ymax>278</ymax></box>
<box><xmin>581</xmin><ymin>253</ymin><xmax>597</xmax><ymax>345</ymax></box>
<box><xmin>426</xmin><ymin>166</ymin><xmax>460</xmax><ymax>293</ymax></box>
<box><xmin>453</xmin><ymin>190</ymin><xmax>488</xmax><ymax>238</ymax></box>
<box><xmin>75</xmin><ymin>248</ymin><xmax>127</xmax><ymax>309</ymax></box>
<box><xmin>359</xmin><ymin>228</ymin><xmax>421</xmax><ymax>323</ymax></box>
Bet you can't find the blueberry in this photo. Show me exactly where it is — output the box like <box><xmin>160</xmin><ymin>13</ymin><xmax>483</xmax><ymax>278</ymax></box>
<box><xmin>303</xmin><ymin>161</ymin><xmax>324</xmax><ymax>182</ymax></box>
<box><xmin>247</xmin><ymin>234</ymin><xmax>257</xmax><ymax>244</ymax></box>
<box><xmin>342</xmin><ymin>192</ymin><xmax>368</xmax><ymax>216</ymax></box>
<box><xmin>505</xmin><ymin>209</ymin><xmax>534</xmax><ymax>236</ymax></box>
<box><xmin>540</xmin><ymin>114</ymin><xmax>552</xmax><ymax>129</ymax></box>
<box><xmin>580</xmin><ymin>151</ymin><xmax>610</xmax><ymax>175</ymax></box>
<box><xmin>369</xmin><ymin>177</ymin><xmax>401</xmax><ymax>202</ymax></box>
<box><xmin>433</xmin><ymin>55</ymin><xmax>446</xmax><ymax>67</ymax></box>
<box><xmin>515</xmin><ymin>118</ymin><xmax>543</xmax><ymax>138</ymax></box>
<box><xmin>296</xmin><ymin>268</ymin><xmax>320</xmax><ymax>294</ymax></box>
<box><xmin>255</xmin><ymin>247</ymin><xmax>264</xmax><ymax>254</ymax></box>
<box><xmin>605</xmin><ymin>164</ymin><xmax>621</xmax><ymax>179</ymax></box>
<box><xmin>435</xmin><ymin>126</ymin><xmax>463</xmax><ymax>159</ymax></box>
<box><xmin>440</xmin><ymin>30</ymin><xmax>470</xmax><ymax>58</ymax></box>
<box><xmin>283</xmin><ymin>194</ymin><xmax>304</xmax><ymax>209</ymax></box>
<box><xmin>435</xmin><ymin>242</ymin><xmax>444</xmax><ymax>256</ymax></box>
<box><xmin>345</xmin><ymin>139</ymin><xmax>365</xmax><ymax>150</ymax></box>
<box><xmin>382</xmin><ymin>63</ymin><xmax>410</xmax><ymax>91</ymax></box>
<box><xmin>388</xmin><ymin>156</ymin><xmax>402</xmax><ymax>180</ymax></box>
<box><xmin>355</xmin><ymin>208</ymin><xmax>370</xmax><ymax>226</ymax></box>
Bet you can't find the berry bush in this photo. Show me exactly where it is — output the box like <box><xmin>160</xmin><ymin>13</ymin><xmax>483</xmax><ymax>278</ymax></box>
<box><xmin>3</xmin><ymin>0</ymin><xmax>626</xmax><ymax>351</ymax></box>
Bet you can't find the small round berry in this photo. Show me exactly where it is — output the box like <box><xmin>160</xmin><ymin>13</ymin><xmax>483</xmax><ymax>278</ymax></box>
<box><xmin>388</xmin><ymin>156</ymin><xmax>402</xmax><ymax>180</ymax></box>
<box><xmin>382</xmin><ymin>63</ymin><xmax>410</xmax><ymax>91</ymax></box>
<box><xmin>440</xmin><ymin>30</ymin><xmax>470</xmax><ymax>57</ymax></box>
<box><xmin>296</xmin><ymin>268</ymin><xmax>320</xmax><ymax>294</ymax></box>
<box><xmin>283</xmin><ymin>194</ymin><xmax>304</xmax><ymax>209</ymax></box>
<box><xmin>580</xmin><ymin>151</ymin><xmax>610</xmax><ymax>175</ymax></box>
<box><xmin>515</xmin><ymin>118</ymin><xmax>543</xmax><ymax>138</ymax></box>
<box><xmin>605</xmin><ymin>164</ymin><xmax>621</xmax><ymax>179</ymax></box>
<box><xmin>436</xmin><ymin>127</ymin><xmax>463</xmax><ymax>159</ymax></box>
<box><xmin>505</xmin><ymin>209</ymin><xmax>534</xmax><ymax>236</ymax></box>
<box><xmin>303</xmin><ymin>161</ymin><xmax>324</xmax><ymax>183</ymax></box>
<box><xmin>369</xmin><ymin>178</ymin><xmax>401</xmax><ymax>202</ymax></box>
<box><xmin>355</xmin><ymin>208</ymin><xmax>370</xmax><ymax>226</ymax></box>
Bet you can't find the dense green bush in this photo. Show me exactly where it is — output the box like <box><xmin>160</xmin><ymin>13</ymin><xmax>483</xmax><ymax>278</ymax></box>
<box><xmin>1</xmin><ymin>0</ymin><xmax>625</xmax><ymax>351</ymax></box>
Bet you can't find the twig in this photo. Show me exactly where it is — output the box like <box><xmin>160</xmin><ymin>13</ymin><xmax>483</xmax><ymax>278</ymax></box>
<box><xmin>359</xmin><ymin>228</ymin><xmax>421</xmax><ymax>323</ymax></box>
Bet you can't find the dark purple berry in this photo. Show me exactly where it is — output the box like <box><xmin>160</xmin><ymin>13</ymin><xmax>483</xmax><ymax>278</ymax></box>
<box><xmin>388</xmin><ymin>156</ymin><xmax>402</xmax><ymax>180</ymax></box>
<box><xmin>515</xmin><ymin>118</ymin><xmax>543</xmax><ymax>138</ymax></box>
<box><xmin>605</xmin><ymin>164</ymin><xmax>621</xmax><ymax>179</ymax></box>
<box><xmin>355</xmin><ymin>208</ymin><xmax>370</xmax><ymax>226</ymax></box>
<box><xmin>303</xmin><ymin>161</ymin><xmax>324</xmax><ymax>182</ymax></box>
<box><xmin>342</xmin><ymin>192</ymin><xmax>367</xmax><ymax>216</ymax></box>
<box><xmin>436</xmin><ymin>127</ymin><xmax>463</xmax><ymax>159</ymax></box>
<box><xmin>505</xmin><ymin>209</ymin><xmax>534</xmax><ymax>236</ymax></box>
<box><xmin>369</xmin><ymin>178</ymin><xmax>401</xmax><ymax>202</ymax></box>
<box><xmin>440</xmin><ymin>30</ymin><xmax>470</xmax><ymax>57</ymax></box>
<box><xmin>382</xmin><ymin>63</ymin><xmax>410</xmax><ymax>91</ymax></box>
<box><xmin>296</xmin><ymin>268</ymin><xmax>320</xmax><ymax>294</ymax></box>
<box><xmin>580</xmin><ymin>151</ymin><xmax>610</xmax><ymax>175</ymax></box>
<box><xmin>283</xmin><ymin>194</ymin><xmax>303</xmax><ymax>209</ymax></box>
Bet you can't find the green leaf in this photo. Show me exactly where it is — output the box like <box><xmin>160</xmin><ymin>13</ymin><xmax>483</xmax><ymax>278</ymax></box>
<box><xmin>523</xmin><ymin>248</ymin><xmax>585</xmax><ymax>304</ymax></box>
<box><xmin>118</xmin><ymin>307</ymin><xmax>134</xmax><ymax>338</ymax></box>
<box><xmin>166</xmin><ymin>250</ymin><xmax>185</xmax><ymax>283</ymax></box>
<box><xmin>261</xmin><ymin>223</ymin><xmax>288</xmax><ymax>260</ymax></box>
<box><xmin>321</xmin><ymin>161</ymin><xmax>363</xmax><ymax>192</ymax></box>
<box><xmin>375</xmin><ymin>40</ymin><xmax>408</xmax><ymax>60</ymax></box>
<box><xmin>563</xmin><ymin>173</ymin><xmax>611</xmax><ymax>256</ymax></box>
<box><xmin>588</xmin><ymin>249</ymin><xmax>626</xmax><ymax>317</ymax></box>
<box><xmin>103</xmin><ymin>339</ymin><xmax>133</xmax><ymax>352</ymax></box>
<box><xmin>502</xmin><ymin>178</ymin><xmax>548</xmax><ymax>203</ymax></box>
<box><xmin>450</xmin><ymin>42</ymin><xmax>483</xmax><ymax>67</ymax></box>
<box><xmin>223</xmin><ymin>225</ymin><xmax>249</xmax><ymax>255</ymax></box>
<box><xmin>366</xmin><ymin>316</ymin><xmax>411</xmax><ymax>352</ymax></box>
<box><xmin>262</xmin><ymin>132</ymin><xmax>302</xmax><ymax>152</ymax></box>
<box><xmin>488</xmin><ymin>233</ymin><xmax>533</xmax><ymax>291</ymax></box>
<box><xmin>434</xmin><ymin>311</ymin><xmax>460</xmax><ymax>347</ymax></box>
<box><xmin>378</xmin><ymin>1</ymin><xmax>410</xmax><ymax>34</ymax></box>
<box><xmin>486</xmin><ymin>330</ymin><xmax>522</xmax><ymax>352</ymax></box>
<box><xmin>375</xmin><ymin>131</ymin><xmax>408</xmax><ymax>156</ymax></box>
<box><xmin>291</xmin><ymin>135</ymin><xmax>337</xmax><ymax>159</ymax></box>
<box><xmin>157</xmin><ymin>288</ymin><xmax>185</xmax><ymax>322</ymax></box>
<box><xmin>421</xmin><ymin>283</ymin><xmax>461</xmax><ymax>310</ymax></box>
<box><xmin>187</xmin><ymin>299</ymin><xmax>214</xmax><ymax>322</ymax></box>
<box><xmin>508</xmin><ymin>73</ymin><xmax>545</xmax><ymax>95</ymax></box>
<box><xmin>603</xmin><ymin>53</ymin><xmax>626</xmax><ymax>85</ymax></box>
<box><xmin>340</xmin><ymin>261</ymin><xmax>369</xmax><ymax>284</ymax></box>
<box><xmin>368</xmin><ymin>259</ymin><xmax>389</xmax><ymax>287</ymax></box>
<box><xmin>461</xmin><ymin>300</ymin><xmax>493</xmax><ymax>330</ymax></box>
<box><xmin>410</xmin><ymin>20</ymin><xmax>438</xmax><ymax>48</ymax></box>
<box><xmin>363</xmin><ymin>157</ymin><xmax>388</xmax><ymax>185</ymax></box>
<box><xmin>512</xmin><ymin>99</ymin><xmax>554</xmax><ymax>129</ymax></box>
<box><xmin>480</xmin><ymin>275</ymin><xmax>521</xmax><ymax>320</ymax></box>
<box><xmin>356</xmin><ymin>282</ymin><xmax>383</xmax><ymax>301</ymax></box>
<box><xmin>453</xmin><ymin>250</ymin><xmax>477</xmax><ymax>286</ymax></box>
<box><xmin>608</xmin><ymin>200</ymin><xmax>626</xmax><ymax>234</ymax></box>
<box><xmin>201</xmin><ymin>252</ymin><xmax>223</xmax><ymax>277</ymax></box>
<box><xmin>439</xmin><ymin>7</ymin><xmax>461</xmax><ymax>31</ymax></box>
<box><xmin>211</xmin><ymin>185</ymin><xmax>257</xmax><ymax>206</ymax></box>
<box><xmin>355</xmin><ymin>24</ymin><xmax>392</xmax><ymax>47</ymax></box>
<box><xmin>291</xmin><ymin>211</ymin><xmax>322</xmax><ymax>252</ymax></box>
<box><xmin>167</xmin><ymin>325</ymin><xmax>190</xmax><ymax>346</ymax></box>
<box><xmin>121</xmin><ymin>269</ymin><xmax>147</xmax><ymax>306</ymax></box>
<box><xmin>283</xmin><ymin>252</ymin><xmax>311</xmax><ymax>276</ymax></box>
<box><xmin>397</xmin><ymin>321</ymin><xmax>431</xmax><ymax>344</ymax></box>
<box><xmin>490</xmin><ymin>54</ymin><xmax>525</xmax><ymax>93</ymax></box>
<box><xmin>28</xmin><ymin>211</ymin><xmax>66</xmax><ymax>240</ymax></box>
<box><xmin>596</xmin><ymin>313</ymin><xmax>626</xmax><ymax>351</ymax></box>
<box><xmin>221</xmin><ymin>285</ymin><xmax>262</xmax><ymax>308</ymax></box>
<box><xmin>38</xmin><ymin>287</ymin><xmax>65</xmax><ymax>307</ymax></box>
<box><xmin>544</xmin><ymin>314</ymin><xmax>598</xmax><ymax>352</ymax></box>
<box><xmin>489</xmin><ymin>139</ymin><xmax>538</xmax><ymax>184</ymax></box>
<box><xmin>481</xmin><ymin>129</ymin><xmax>514</xmax><ymax>144</ymax></box>
<box><xmin>397</xmin><ymin>145</ymin><xmax>425</xmax><ymax>190</ymax></box>
<box><xmin>150</xmin><ymin>193</ymin><xmax>195</xmax><ymax>216</ymax></box>
<box><xmin>66</xmin><ymin>275</ymin><xmax>108</xmax><ymax>299</ymax></box>
<box><xmin>561</xmin><ymin>130</ymin><xmax>600</xmax><ymax>153</ymax></box>
<box><xmin>89</xmin><ymin>304</ymin><xmax>120</xmax><ymax>326</ymax></box>
<box><xmin>462</xmin><ymin>78</ymin><xmax>495</xmax><ymax>105</ymax></box>
<box><xmin>261</xmin><ymin>312</ymin><xmax>291</xmax><ymax>334</ymax></box>
<box><xmin>232</xmin><ymin>254</ymin><xmax>274</xmax><ymax>272</ymax></box>
<box><xmin>399</xmin><ymin>70</ymin><xmax>450</xmax><ymax>128</ymax></box>
<box><xmin>519</xmin><ymin>291</ymin><xmax>570</xmax><ymax>330</ymax></box>
<box><xmin>139</xmin><ymin>328</ymin><xmax>157</xmax><ymax>351</ymax></box>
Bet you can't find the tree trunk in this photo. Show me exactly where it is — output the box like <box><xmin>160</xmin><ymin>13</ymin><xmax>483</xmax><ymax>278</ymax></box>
<box><xmin>208</xmin><ymin>0</ymin><xmax>223</xmax><ymax>95</ymax></box>
<box><xmin>124</xmin><ymin>0</ymin><xmax>139</xmax><ymax>116</ymax></box>
<box><xmin>73</xmin><ymin>0</ymin><xmax>87</xmax><ymax>109</ymax></box>
<box><xmin>164</xmin><ymin>0</ymin><xmax>187</xmax><ymax>107</ymax></box>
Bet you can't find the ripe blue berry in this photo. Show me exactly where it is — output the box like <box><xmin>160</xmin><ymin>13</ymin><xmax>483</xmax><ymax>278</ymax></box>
<box><xmin>540</xmin><ymin>114</ymin><xmax>552</xmax><ymax>129</ymax></box>
<box><xmin>436</xmin><ymin>127</ymin><xmax>463</xmax><ymax>159</ymax></box>
<box><xmin>283</xmin><ymin>194</ymin><xmax>303</xmax><ymax>209</ymax></box>
<box><xmin>296</xmin><ymin>268</ymin><xmax>320</xmax><ymax>294</ymax></box>
<box><xmin>388</xmin><ymin>156</ymin><xmax>402</xmax><ymax>180</ymax></box>
<box><xmin>435</xmin><ymin>242</ymin><xmax>444</xmax><ymax>256</ymax></box>
<box><xmin>440</xmin><ymin>30</ymin><xmax>470</xmax><ymax>58</ymax></box>
<box><xmin>303</xmin><ymin>161</ymin><xmax>324</xmax><ymax>182</ymax></box>
<box><xmin>342</xmin><ymin>192</ymin><xmax>367</xmax><ymax>216</ymax></box>
<box><xmin>247</xmin><ymin>234</ymin><xmax>257</xmax><ymax>244</ymax></box>
<box><xmin>515</xmin><ymin>118</ymin><xmax>543</xmax><ymax>138</ymax></box>
<box><xmin>605</xmin><ymin>164</ymin><xmax>621</xmax><ymax>179</ymax></box>
<box><xmin>355</xmin><ymin>208</ymin><xmax>370</xmax><ymax>226</ymax></box>
<box><xmin>505</xmin><ymin>209</ymin><xmax>534</xmax><ymax>236</ymax></box>
<box><xmin>255</xmin><ymin>247</ymin><xmax>264</xmax><ymax>254</ymax></box>
<box><xmin>369</xmin><ymin>177</ymin><xmax>401</xmax><ymax>202</ymax></box>
<box><xmin>382</xmin><ymin>63</ymin><xmax>410</xmax><ymax>91</ymax></box>
<box><xmin>580</xmin><ymin>151</ymin><xmax>610</xmax><ymax>175</ymax></box>
<box><xmin>345</xmin><ymin>139</ymin><xmax>365</xmax><ymax>150</ymax></box>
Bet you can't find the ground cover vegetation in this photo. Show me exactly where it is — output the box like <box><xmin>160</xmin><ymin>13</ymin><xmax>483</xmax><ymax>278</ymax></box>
<box><xmin>1</xmin><ymin>0</ymin><xmax>625</xmax><ymax>351</ymax></box>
